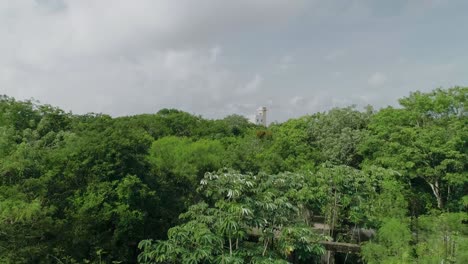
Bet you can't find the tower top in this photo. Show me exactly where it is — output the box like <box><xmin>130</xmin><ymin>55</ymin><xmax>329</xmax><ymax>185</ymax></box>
<box><xmin>255</xmin><ymin>107</ymin><xmax>267</xmax><ymax>126</ymax></box>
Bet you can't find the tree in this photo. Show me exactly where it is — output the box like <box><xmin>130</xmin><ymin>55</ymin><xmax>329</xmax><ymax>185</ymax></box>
<box><xmin>297</xmin><ymin>164</ymin><xmax>408</xmax><ymax>241</ymax></box>
<box><xmin>360</xmin><ymin>87</ymin><xmax>467</xmax><ymax>210</ymax></box>
<box><xmin>221</xmin><ymin>114</ymin><xmax>254</xmax><ymax>136</ymax></box>
<box><xmin>0</xmin><ymin>186</ymin><xmax>55</xmax><ymax>263</ymax></box>
<box><xmin>146</xmin><ymin>136</ymin><xmax>228</xmax><ymax>237</ymax></box>
<box><xmin>1</xmin><ymin>89</ymin><xmax>466</xmax><ymax>263</ymax></box>
<box><xmin>66</xmin><ymin>175</ymin><xmax>158</xmax><ymax>262</ymax></box>
<box><xmin>361</xmin><ymin>218</ymin><xmax>414</xmax><ymax>264</ymax></box>
<box><xmin>307</xmin><ymin>106</ymin><xmax>372</xmax><ymax>167</ymax></box>
<box><xmin>263</xmin><ymin>117</ymin><xmax>317</xmax><ymax>173</ymax></box>
<box><xmin>138</xmin><ymin>170</ymin><xmax>325</xmax><ymax>263</ymax></box>
<box><xmin>415</xmin><ymin>212</ymin><xmax>468</xmax><ymax>263</ymax></box>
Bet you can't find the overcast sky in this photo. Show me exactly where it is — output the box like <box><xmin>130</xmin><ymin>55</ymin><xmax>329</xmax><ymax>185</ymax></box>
<box><xmin>1</xmin><ymin>0</ymin><xmax>467</xmax><ymax>122</ymax></box>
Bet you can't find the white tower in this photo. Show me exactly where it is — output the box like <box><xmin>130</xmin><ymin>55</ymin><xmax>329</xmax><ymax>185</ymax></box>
<box><xmin>255</xmin><ymin>107</ymin><xmax>267</xmax><ymax>126</ymax></box>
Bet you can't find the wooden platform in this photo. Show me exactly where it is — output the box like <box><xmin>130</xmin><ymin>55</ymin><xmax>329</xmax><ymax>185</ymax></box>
<box><xmin>320</xmin><ymin>241</ymin><xmax>360</xmax><ymax>253</ymax></box>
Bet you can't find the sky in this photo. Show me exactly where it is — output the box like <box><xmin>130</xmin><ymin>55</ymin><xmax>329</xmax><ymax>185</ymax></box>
<box><xmin>1</xmin><ymin>0</ymin><xmax>467</xmax><ymax>122</ymax></box>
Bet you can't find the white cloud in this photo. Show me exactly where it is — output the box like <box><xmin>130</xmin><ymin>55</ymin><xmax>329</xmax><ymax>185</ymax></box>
<box><xmin>237</xmin><ymin>74</ymin><xmax>263</xmax><ymax>95</ymax></box>
<box><xmin>0</xmin><ymin>0</ymin><xmax>307</xmax><ymax>60</ymax></box>
<box><xmin>277</xmin><ymin>55</ymin><xmax>295</xmax><ymax>70</ymax></box>
<box><xmin>332</xmin><ymin>71</ymin><xmax>343</xmax><ymax>77</ymax></box>
<box><xmin>0</xmin><ymin>0</ymin><xmax>306</xmax><ymax>118</ymax></box>
<box><xmin>209</xmin><ymin>46</ymin><xmax>222</xmax><ymax>63</ymax></box>
<box><xmin>368</xmin><ymin>72</ymin><xmax>387</xmax><ymax>87</ymax></box>
<box><xmin>1</xmin><ymin>0</ymin><xmax>467</xmax><ymax>122</ymax></box>
<box><xmin>289</xmin><ymin>96</ymin><xmax>306</xmax><ymax>107</ymax></box>
<box><xmin>324</xmin><ymin>49</ymin><xmax>346</xmax><ymax>62</ymax></box>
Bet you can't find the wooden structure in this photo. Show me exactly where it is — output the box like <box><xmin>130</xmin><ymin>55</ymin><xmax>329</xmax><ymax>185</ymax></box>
<box><xmin>320</xmin><ymin>241</ymin><xmax>360</xmax><ymax>253</ymax></box>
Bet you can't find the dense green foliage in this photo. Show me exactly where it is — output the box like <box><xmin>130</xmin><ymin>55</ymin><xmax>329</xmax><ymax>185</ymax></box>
<box><xmin>139</xmin><ymin>170</ymin><xmax>326</xmax><ymax>263</ymax></box>
<box><xmin>0</xmin><ymin>87</ymin><xmax>466</xmax><ymax>263</ymax></box>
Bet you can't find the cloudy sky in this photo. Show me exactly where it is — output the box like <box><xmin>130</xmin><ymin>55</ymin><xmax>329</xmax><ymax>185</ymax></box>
<box><xmin>1</xmin><ymin>0</ymin><xmax>467</xmax><ymax>122</ymax></box>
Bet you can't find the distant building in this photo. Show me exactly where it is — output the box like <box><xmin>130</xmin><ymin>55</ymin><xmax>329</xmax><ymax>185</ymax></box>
<box><xmin>255</xmin><ymin>107</ymin><xmax>267</xmax><ymax>126</ymax></box>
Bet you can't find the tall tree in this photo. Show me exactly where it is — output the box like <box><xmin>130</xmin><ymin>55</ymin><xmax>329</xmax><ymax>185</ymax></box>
<box><xmin>360</xmin><ymin>87</ymin><xmax>467</xmax><ymax>209</ymax></box>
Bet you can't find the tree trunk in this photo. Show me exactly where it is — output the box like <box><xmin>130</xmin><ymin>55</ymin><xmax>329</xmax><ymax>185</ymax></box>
<box><xmin>262</xmin><ymin>238</ymin><xmax>269</xmax><ymax>256</ymax></box>
<box><xmin>428</xmin><ymin>179</ymin><xmax>443</xmax><ymax>209</ymax></box>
